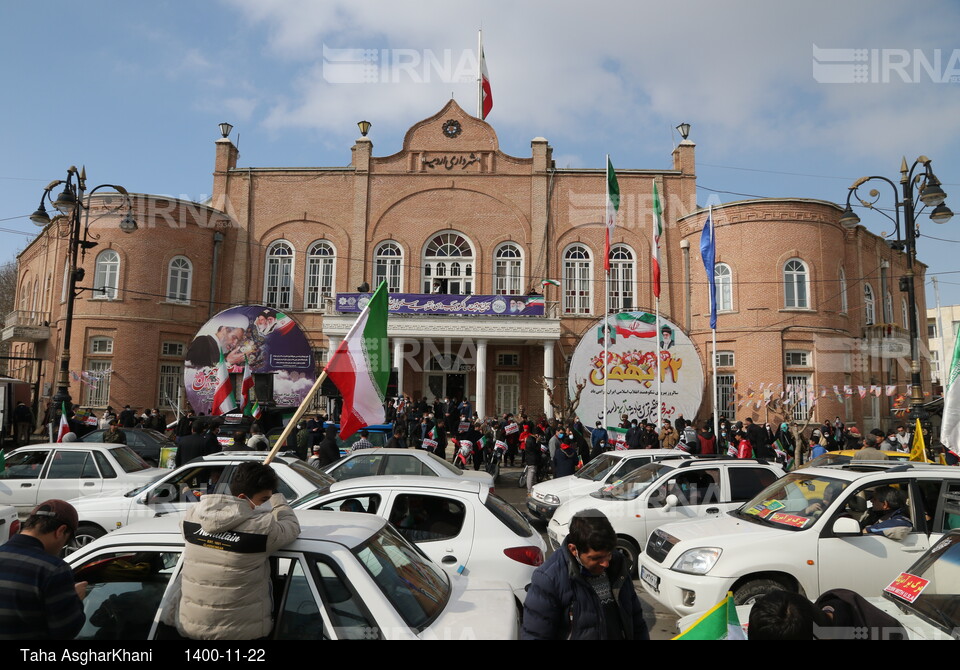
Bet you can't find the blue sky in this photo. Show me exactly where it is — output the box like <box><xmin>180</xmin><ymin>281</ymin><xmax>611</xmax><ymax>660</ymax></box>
<box><xmin>3</xmin><ymin>1</ymin><xmax>960</xmax><ymax>304</ymax></box>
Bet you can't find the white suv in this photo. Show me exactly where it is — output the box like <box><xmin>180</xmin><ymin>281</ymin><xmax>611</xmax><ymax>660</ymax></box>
<box><xmin>527</xmin><ymin>449</ymin><xmax>691</xmax><ymax>521</ymax></box>
<box><xmin>548</xmin><ymin>457</ymin><xmax>784</xmax><ymax>571</ymax></box>
<box><xmin>638</xmin><ymin>462</ymin><xmax>960</xmax><ymax>618</ymax></box>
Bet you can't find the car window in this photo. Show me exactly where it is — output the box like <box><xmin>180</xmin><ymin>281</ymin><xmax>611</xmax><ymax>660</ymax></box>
<box><xmin>728</xmin><ymin>467</ymin><xmax>780</xmax><ymax>503</ymax></box>
<box><xmin>287</xmin><ymin>461</ymin><xmax>335</xmax><ymax>489</ymax></box>
<box><xmin>314</xmin><ymin>494</ymin><xmax>381</xmax><ymax>514</ymax></box>
<box><xmin>353</xmin><ymin>525</ymin><xmax>449</xmax><ymax>630</ymax></box>
<box><xmin>943</xmin><ymin>483</ymin><xmax>960</xmax><ymax>532</ymax></box>
<box><xmin>485</xmin><ymin>493</ymin><xmax>535</xmax><ymax>538</ymax></box>
<box><xmin>73</xmin><ymin>551</ymin><xmax>181</xmax><ymax>641</ymax></box>
<box><xmin>575</xmin><ymin>453</ymin><xmax>620</xmax><ymax>481</ymax></box>
<box><xmin>276</xmin><ymin>477</ymin><xmax>296</xmax><ymax>502</ymax></box>
<box><xmin>383</xmin><ymin>455</ymin><xmax>427</xmax><ymax>476</ymax></box>
<box><xmin>332</xmin><ymin>455</ymin><xmax>384</xmax><ymax>481</ymax></box>
<box><xmin>108</xmin><ymin>447</ymin><xmax>151</xmax><ymax>473</ymax></box>
<box><xmin>389</xmin><ymin>494</ymin><xmax>466</xmax><ymax>542</ymax></box>
<box><xmin>650</xmin><ymin>468</ymin><xmax>720</xmax><ymax>507</ymax></box>
<box><xmin>0</xmin><ymin>450</ymin><xmax>50</xmax><ymax>479</ymax></box>
<box><xmin>614</xmin><ymin>457</ymin><xmax>650</xmax><ymax>479</ymax></box>
<box><xmin>93</xmin><ymin>452</ymin><xmax>117</xmax><ymax>479</ymax></box>
<box><xmin>46</xmin><ymin>451</ymin><xmax>94</xmax><ymax>479</ymax></box>
<box><xmin>147</xmin><ymin>466</ymin><xmax>229</xmax><ymax>503</ymax></box>
<box><xmin>307</xmin><ymin>555</ymin><xmax>380</xmax><ymax>640</ymax></box>
<box><xmin>831</xmin><ymin>479</ymin><xmax>915</xmax><ymax>536</ymax></box>
<box><xmin>274</xmin><ymin>559</ymin><xmax>327</xmax><ymax>640</ymax></box>
<box><xmin>83</xmin><ymin>431</ymin><xmax>105</xmax><ymax>442</ymax></box>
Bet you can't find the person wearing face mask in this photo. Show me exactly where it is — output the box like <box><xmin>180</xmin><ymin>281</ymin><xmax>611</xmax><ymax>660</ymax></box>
<box><xmin>521</xmin><ymin>509</ymin><xmax>648</xmax><ymax>640</ymax></box>
<box><xmin>176</xmin><ymin>463</ymin><xmax>300</xmax><ymax>640</ymax></box>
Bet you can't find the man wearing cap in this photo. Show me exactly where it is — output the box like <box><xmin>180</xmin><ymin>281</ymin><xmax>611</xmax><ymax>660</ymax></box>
<box><xmin>0</xmin><ymin>500</ymin><xmax>87</xmax><ymax>640</ymax></box>
<box><xmin>853</xmin><ymin>430</ymin><xmax>889</xmax><ymax>461</ymax></box>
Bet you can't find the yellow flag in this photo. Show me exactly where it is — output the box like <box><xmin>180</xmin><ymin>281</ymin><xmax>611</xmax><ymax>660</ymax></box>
<box><xmin>909</xmin><ymin>418</ymin><xmax>929</xmax><ymax>462</ymax></box>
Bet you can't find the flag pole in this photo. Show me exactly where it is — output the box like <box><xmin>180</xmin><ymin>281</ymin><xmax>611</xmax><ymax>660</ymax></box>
<box><xmin>656</xmin><ymin>296</ymin><xmax>662</xmax><ymax>427</ymax></box>
<box><xmin>603</xmin><ymin>154</ymin><xmax>610</xmax><ymax>430</ymax></box>
<box><xmin>263</xmin><ymin>368</ymin><xmax>329</xmax><ymax>466</ymax></box>
<box><xmin>477</xmin><ymin>29</ymin><xmax>483</xmax><ymax>118</ymax></box>
<box><xmin>709</xmin><ymin>206</ymin><xmax>719</xmax><ymax>442</ymax></box>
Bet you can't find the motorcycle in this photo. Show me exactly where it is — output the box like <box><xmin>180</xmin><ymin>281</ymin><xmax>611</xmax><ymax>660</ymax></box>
<box><xmin>454</xmin><ymin>440</ymin><xmax>473</xmax><ymax>470</ymax></box>
<box><xmin>517</xmin><ymin>442</ymin><xmax>552</xmax><ymax>488</ymax></box>
<box><xmin>486</xmin><ymin>439</ymin><xmax>507</xmax><ymax>483</ymax></box>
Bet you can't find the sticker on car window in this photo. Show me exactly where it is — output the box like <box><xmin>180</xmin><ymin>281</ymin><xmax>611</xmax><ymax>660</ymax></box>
<box><xmin>765</xmin><ymin>513</ymin><xmax>811</xmax><ymax>529</ymax></box>
<box><xmin>745</xmin><ymin>499</ymin><xmax>785</xmax><ymax>516</ymax></box>
<box><xmin>884</xmin><ymin>572</ymin><xmax>930</xmax><ymax>603</ymax></box>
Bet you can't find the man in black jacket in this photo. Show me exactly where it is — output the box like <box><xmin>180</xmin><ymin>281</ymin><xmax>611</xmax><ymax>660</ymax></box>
<box><xmin>521</xmin><ymin>509</ymin><xmax>648</xmax><ymax>640</ymax></box>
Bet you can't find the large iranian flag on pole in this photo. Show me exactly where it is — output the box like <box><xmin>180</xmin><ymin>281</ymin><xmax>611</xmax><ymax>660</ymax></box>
<box><xmin>605</xmin><ymin>156</ymin><xmax>620</xmax><ymax>272</ymax></box>
<box><xmin>212</xmin><ymin>348</ymin><xmax>237</xmax><ymax>416</ymax></box>
<box><xmin>326</xmin><ymin>281</ymin><xmax>390</xmax><ymax>439</ymax></box>
<box><xmin>940</xmin><ymin>330</ymin><xmax>960</xmax><ymax>460</ymax></box>
<box><xmin>240</xmin><ymin>358</ymin><xmax>254</xmax><ymax>415</ymax></box>
<box><xmin>652</xmin><ymin>182</ymin><xmax>663</xmax><ymax>298</ymax></box>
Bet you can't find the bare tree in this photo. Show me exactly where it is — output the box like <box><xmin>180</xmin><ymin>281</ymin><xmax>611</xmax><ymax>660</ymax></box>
<box><xmin>535</xmin><ymin>375</ymin><xmax>586</xmax><ymax>423</ymax></box>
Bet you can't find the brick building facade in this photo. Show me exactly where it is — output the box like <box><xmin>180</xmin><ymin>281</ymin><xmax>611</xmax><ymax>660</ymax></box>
<box><xmin>6</xmin><ymin>100</ymin><xmax>927</xmax><ymax>430</ymax></box>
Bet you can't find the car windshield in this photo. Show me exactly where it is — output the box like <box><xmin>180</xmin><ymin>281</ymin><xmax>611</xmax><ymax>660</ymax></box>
<box><xmin>290</xmin><ymin>484</ymin><xmax>335</xmax><ymax>508</ymax></box>
<box><xmin>109</xmin><ymin>447</ymin><xmax>152</xmax><ymax>473</ymax></box>
<box><xmin>422</xmin><ymin>451</ymin><xmax>462</xmax><ymax>476</ymax></box>
<box><xmin>594</xmin><ymin>462</ymin><xmax>676</xmax><ymax>501</ymax></box>
<box><xmin>737</xmin><ymin>473</ymin><xmax>850</xmax><ymax>531</ymax></box>
<box><xmin>575</xmin><ymin>453</ymin><xmax>621</xmax><ymax>481</ymax></box>
<box><xmin>882</xmin><ymin>532</ymin><xmax>960</xmax><ymax>635</ymax></box>
<box><xmin>353</xmin><ymin>524</ymin><xmax>450</xmax><ymax>630</ymax></box>
<box><xmin>288</xmin><ymin>460</ymin><xmax>336</xmax><ymax>489</ymax></box>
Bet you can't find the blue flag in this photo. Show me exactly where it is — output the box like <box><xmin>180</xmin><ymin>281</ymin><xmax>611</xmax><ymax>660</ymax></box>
<box><xmin>700</xmin><ymin>210</ymin><xmax>717</xmax><ymax>329</ymax></box>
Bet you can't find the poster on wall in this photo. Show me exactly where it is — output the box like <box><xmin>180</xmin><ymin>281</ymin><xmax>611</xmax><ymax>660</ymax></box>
<box><xmin>183</xmin><ymin>305</ymin><xmax>315</xmax><ymax>415</ymax></box>
<box><xmin>567</xmin><ymin>312</ymin><xmax>704</xmax><ymax>427</ymax></box>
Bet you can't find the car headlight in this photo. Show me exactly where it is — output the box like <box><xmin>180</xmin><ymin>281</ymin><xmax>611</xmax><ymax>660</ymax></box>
<box><xmin>671</xmin><ymin>548</ymin><xmax>722</xmax><ymax>575</ymax></box>
<box><xmin>542</xmin><ymin>494</ymin><xmax>560</xmax><ymax>505</ymax></box>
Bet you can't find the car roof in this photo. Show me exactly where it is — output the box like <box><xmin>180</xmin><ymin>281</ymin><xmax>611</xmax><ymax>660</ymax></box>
<box><xmin>326</xmin><ymin>475</ymin><xmax>486</xmax><ymax>495</ymax></box>
<box><xmin>10</xmin><ymin>442</ymin><xmax>123</xmax><ymax>452</ymax></box>
<box><xmin>93</xmin><ymin>509</ymin><xmax>387</xmax><ymax>550</ymax></box>
<box><xmin>793</xmin><ymin>461</ymin><xmax>958</xmax><ymax>480</ymax></box>
<box><xmin>608</xmin><ymin>449</ymin><xmax>690</xmax><ymax>459</ymax></box>
<box><xmin>199</xmin><ymin>451</ymin><xmax>300</xmax><ymax>463</ymax></box>
<box><xmin>342</xmin><ymin>448</ymin><xmax>435</xmax><ymax>456</ymax></box>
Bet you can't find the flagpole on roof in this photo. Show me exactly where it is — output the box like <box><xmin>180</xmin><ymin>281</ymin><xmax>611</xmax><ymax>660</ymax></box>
<box><xmin>477</xmin><ymin>29</ymin><xmax>483</xmax><ymax>118</ymax></box>
<box><xmin>653</xmin><ymin>181</ymin><xmax>663</xmax><ymax>428</ymax></box>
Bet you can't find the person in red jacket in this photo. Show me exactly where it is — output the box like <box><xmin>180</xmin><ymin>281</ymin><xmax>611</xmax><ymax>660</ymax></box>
<box><xmin>697</xmin><ymin>423</ymin><xmax>717</xmax><ymax>455</ymax></box>
<box><xmin>735</xmin><ymin>430</ymin><xmax>753</xmax><ymax>459</ymax></box>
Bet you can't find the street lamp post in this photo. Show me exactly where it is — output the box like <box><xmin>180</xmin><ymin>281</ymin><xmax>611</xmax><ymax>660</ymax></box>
<box><xmin>839</xmin><ymin>156</ymin><xmax>953</xmax><ymax>422</ymax></box>
<box><xmin>29</xmin><ymin>166</ymin><xmax>137</xmax><ymax>433</ymax></box>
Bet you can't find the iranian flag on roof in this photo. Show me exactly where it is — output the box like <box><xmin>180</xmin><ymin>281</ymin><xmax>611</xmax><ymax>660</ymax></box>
<box><xmin>326</xmin><ymin>281</ymin><xmax>390</xmax><ymax>439</ymax></box>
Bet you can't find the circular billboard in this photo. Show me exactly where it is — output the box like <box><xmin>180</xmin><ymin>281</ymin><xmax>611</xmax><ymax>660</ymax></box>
<box><xmin>184</xmin><ymin>306</ymin><xmax>315</xmax><ymax>414</ymax></box>
<box><xmin>567</xmin><ymin>312</ymin><xmax>704</xmax><ymax>427</ymax></box>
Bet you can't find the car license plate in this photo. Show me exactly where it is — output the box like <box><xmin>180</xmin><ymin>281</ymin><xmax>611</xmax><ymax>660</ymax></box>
<box><xmin>640</xmin><ymin>566</ymin><xmax>660</xmax><ymax>593</ymax></box>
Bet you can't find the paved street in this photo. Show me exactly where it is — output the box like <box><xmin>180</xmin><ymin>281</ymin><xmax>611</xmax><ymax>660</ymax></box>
<box><xmin>494</xmin><ymin>464</ymin><xmax>680</xmax><ymax>640</ymax></box>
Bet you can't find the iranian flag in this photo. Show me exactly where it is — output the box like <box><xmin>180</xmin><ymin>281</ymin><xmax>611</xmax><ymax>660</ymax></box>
<box><xmin>326</xmin><ymin>281</ymin><xmax>390</xmax><ymax>439</ymax></box>
<box><xmin>613</xmin><ymin>312</ymin><xmax>657</xmax><ymax>339</ymax></box>
<box><xmin>56</xmin><ymin>401</ymin><xmax>70</xmax><ymax>442</ymax></box>
<box><xmin>480</xmin><ymin>45</ymin><xmax>493</xmax><ymax>120</ymax></box>
<box><xmin>212</xmin><ymin>348</ymin><xmax>237</xmax><ymax>416</ymax></box>
<box><xmin>240</xmin><ymin>358</ymin><xmax>254</xmax><ymax>414</ymax></box>
<box><xmin>605</xmin><ymin>156</ymin><xmax>620</xmax><ymax>271</ymax></box>
<box><xmin>652</xmin><ymin>182</ymin><xmax>663</xmax><ymax>298</ymax></box>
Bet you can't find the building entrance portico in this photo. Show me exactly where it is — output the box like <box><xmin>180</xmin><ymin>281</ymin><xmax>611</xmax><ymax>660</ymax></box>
<box><xmin>425</xmin><ymin>353</ymin><xmax>467</xmax><ymax>402</ymax></box>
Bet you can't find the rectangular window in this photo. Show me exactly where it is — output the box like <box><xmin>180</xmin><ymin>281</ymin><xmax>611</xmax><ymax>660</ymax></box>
<box><xmin>609</xmin><ymin>262</ymin><xmax>634</xmax><ymax>311</ymax></box>
<box><xmin>161</xmin><ymin>342</ymin><xmax>184</xmax><ymax>358</ymax></box>
<box><xmin>375</xmin><ymin>258</ymin><xmax>402</xmax><ymax>293</ymax></box>
<box><xmin>84</xmin><ymin>360</ymin><xmax>112</xmax><ymax>407</ymax></box>
<box><xmin>90</xmin><ymin>337</ymin><xmax>113</xmax><ymax>355</ymax></box>
<box><xmin>494</xmin><ymin>259</ymin><xmax>522</xmax><ymax>295</ymax></box>
<box><xmin>496</xmin><ymin>372</ymin><xmax>520</xmax><ymax>417</ymax></box>
<box><xmin>785</xmin><ymin>351</ymin><xmax>810</xmax><ymax>367</ymax></box>
<box><xmin>158</xmin><ymin>363</ymin><xmax>183</xmax><ymax>411</ymax></box>
<box><xmin>715</xmin><ymin>351</ymin><xmax>735</xmax><ymax>368</ymax></box>
<box><xmin>497</xmin><ymin>353</ymin><xmax>519</xmax><ymax>367</ymax></box>
<box><xmin>785</xmin><ymin>374</ymin><xmax>812</xmax><ymax>421</ymax></box>
<box><xmin>928</xmin><ymin>319</ymin><xmax>938</xmax><ymax>339</ymax></box>
<box><xmin>717</xmin><ymin>374</ymin><xmax>736</xmax><ymax>421</ymax></box>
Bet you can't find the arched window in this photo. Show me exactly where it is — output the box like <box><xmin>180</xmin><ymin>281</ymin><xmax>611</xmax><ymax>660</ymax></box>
<box><xmin>373</xmin><ymin>241</ymin><xmax>403</xmax><ymax>292</ymax></box>
<box><xmin>305</xmin><ymin>241</ymin><xmax>336</xmax><ymax>309</ymax></box>
<box><xmin>715</xmin><ymin>263</ymin><xmax>733</xmax><ymax>312</ymax></box>
<box><xmin>609</xmin><ymin>245</ymin><xmax>634</xmax><ymax>311</ymax></box>
<box><xmin>783</xmin><ymin>259</ymin><xmax>808</xmax><ymax>309</ymax></box>
<box><xmin>93</xmin><ymin>250</ymin><xmax>120</xmax><ymax>300</ymax></box>
<box><xmin>864</xmin><ymin>284</ymin><xmax>876</xmax><ymax>326</ymax></box>
<box><xmin>422</xmin><ymin>232</ymin><xmax>473</xmax><ymax>294</ymax></box>
<box><xmin>839</xmin><ymin>267</ymin><xmax>848</xmax><ymax>314</ymax></box>
<box><xmin>493</xmin><ymin>243</ymin><xmax>523</xmax><ymax>295</ymax></box>
<box><xmin>166</xmin><ymin>256</ymin><xmax>192</xmax><ymax>304</ymax></box>
<box><xmin>264</xmin><ymin>241</ymin><xmax>294</xmax><ymax>309</ymax></box>
<box><xmin>563</xmin><ymin>244</ymin><xmax>592</xmax><ymax>314</ymax></box>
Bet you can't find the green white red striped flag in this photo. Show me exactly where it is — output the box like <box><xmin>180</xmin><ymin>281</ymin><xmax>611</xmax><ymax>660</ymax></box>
<box><xmin>326</xmin><ymin>281</ymin><xmax>390</xmax><ymax>438</ymax></box>
<box><xmin>541</xmin><ymin>279</ymin><xmax>561</xmax><ymax>288</ymax></box>
<box><xmin>212</xmin><ymin>348</ymin><xmax>237</xmax><ymax>416</ymax></box>
<box><xmin>240</xmin><ymin>358</ymin><xmax>254</xmax><ymax>414</ymax></box>
<box><xmin>56</xmin><ymin>401</ymin><xmax>70</xmax><ymax>442</ymax></box>
<box><xmin>605</xmin><ymin>156</ymin><xmax>620</xmax><ymax>271</ymax></box>
<box><xmin>652</xmin><ymin>182</ymin><xmax>663</xmax><ymax>298</ymax></box>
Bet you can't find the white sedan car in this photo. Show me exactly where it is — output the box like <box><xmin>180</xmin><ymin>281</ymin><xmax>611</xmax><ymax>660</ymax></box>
<box><xmin>325</xmin><ymin>448</ymin><xmax>495</xmax><ymax>487</ymax></box>
<box><xmin>292</xmin><ymin>475</ymin><xmax>545</xmax><ymax>602</ymax></box>
<box><xmin>66</xmin><ymin>451</ymin><xmax>334</xmax><ymax>550</ymax></box>
<box><xmin>66</xmin><ymin>511</ymin><xmax>519</xmax><ymax>640</ymax></box>
<box><xmin>0</xmin><ymin>443</ymin><xmax>165</xmax><ymax>514</ymax></box>
<box><xmin>527</xmin><ymin>449</ymin><xmax>692</xmax><ymax>521</ymax></box>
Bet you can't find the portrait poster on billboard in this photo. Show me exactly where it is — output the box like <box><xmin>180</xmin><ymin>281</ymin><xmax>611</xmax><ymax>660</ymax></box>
<box><xmin>183</xmin><ymin>306</ymin><xmax>315</xmax><ymax>415</ymax></box>
<box><xmin>567</xmin><ymin>312</ymin><xmax>705</xmax><ymax>426</ymax></box>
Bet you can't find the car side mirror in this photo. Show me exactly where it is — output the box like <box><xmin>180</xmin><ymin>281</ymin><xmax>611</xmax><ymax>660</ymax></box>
<box><xmin>831</xmin><ymin>517</ymin><xmax>861</xmax><ymax>536</ymax></box>
<box><xmin>663</xmin><ymin>494</ymin><xmax>679</xmax><ymax>511</ymax></box>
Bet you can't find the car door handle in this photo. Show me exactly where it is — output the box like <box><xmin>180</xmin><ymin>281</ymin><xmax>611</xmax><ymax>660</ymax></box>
<box><xmin>83</xmin><ymin>482</ymin><xmax>95</xmax><ymax>487</ymax></box>
<box><xmin>441</xmin><ymin>555</ymin><xmax>458</xmax><ymax>565</ymax></box>
<box><xmin>706</xmin><ymin>507</ymin><xmax>720</xmax><ymax>514</ymax></box>
<box><xmin>20</xmin><ymin>483</ymin><xmax>32</xmax><ymax>488</ymax></box>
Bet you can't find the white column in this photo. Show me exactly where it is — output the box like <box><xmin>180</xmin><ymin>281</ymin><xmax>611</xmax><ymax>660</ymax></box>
<box><xmin>476</xmin><ymin>339</ymin><xmax>488</xmax><ymax>419</ymax></box>
<box><xmin>543</xmin><ymin>340</ymin><xmax>555</xmax><ymax>419</ymax></box>
<box><xmin>326</xmin><ymin>336</ymin><xmax>341</xmax><ymax>358</ymax></box>
<box><xmin>392</xmin><ymin>337</ymin><xmax>405</xmax><ymax>398</ymax></box>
